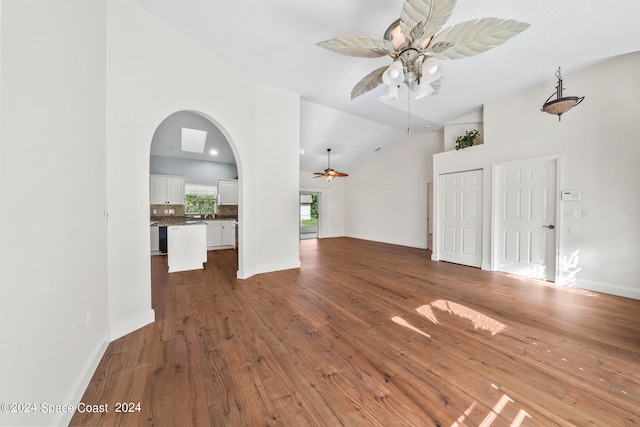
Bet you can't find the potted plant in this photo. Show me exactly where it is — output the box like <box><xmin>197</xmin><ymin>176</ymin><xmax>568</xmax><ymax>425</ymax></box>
<box><xmin>455</xmin><ymin>129</ymin><xmax>480</xmax><ymax>150</ymax></box>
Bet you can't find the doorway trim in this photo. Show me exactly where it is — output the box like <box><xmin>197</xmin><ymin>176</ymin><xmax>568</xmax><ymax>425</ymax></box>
<box><xmin>491</xmin><ymin>154</ymin><xmax>562</xmax><ymax>282</ymax></box>
<box><xmin>299</xmin><ymin>191</ymin><xmax>320</xmax><ymax>240</ymax></box>
<box><xmin>300</xmin><ymin>187</ymin><xmax>333</xmax><ymax>239</ymax></box>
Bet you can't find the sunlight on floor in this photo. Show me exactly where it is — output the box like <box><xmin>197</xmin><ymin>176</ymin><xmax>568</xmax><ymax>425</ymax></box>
<box><xmin>416</xmin><ymin>300</ymin><xmax>506</xmax><ymax>336</ymax></box>
<box><xmin>390</xmin><ymin>301</ymin><xmax>537</xmax><ymax>425</ymax></box>
<box><xmin>451</xmin><ymin>393</ymin><xmax>531</xmax><ymax>427</ymax></box>
<box><xmin>391</xmin><ymin>316</ymin><xmax>431</xmax><ymax>338</ymax></box>
<box><xmin>387</xmin><ymin>281</ymin><xmax>636</xmax><ymax>424</ymax></box>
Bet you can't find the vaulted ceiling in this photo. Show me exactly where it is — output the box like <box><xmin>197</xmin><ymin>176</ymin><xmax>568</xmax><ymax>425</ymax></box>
<box><xmin>133</xmin><ymin>0</ymin><xmax>640</xmax><ymax>173</ymax></box>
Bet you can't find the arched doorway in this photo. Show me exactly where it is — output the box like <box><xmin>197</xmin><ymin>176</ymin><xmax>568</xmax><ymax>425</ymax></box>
<box><xmin>148</xmin><ymin>110</ymin><xmax>242</xmax><ymax>274</ymax></box>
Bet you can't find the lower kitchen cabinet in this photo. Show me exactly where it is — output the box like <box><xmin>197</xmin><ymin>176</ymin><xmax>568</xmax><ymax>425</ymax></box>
<box><xmin>205</xmin><ymin>220</ymin><xmax>235</xmax><ymax>249</ymax></box>
<box><xmin>221</xmin><ymin>221</ymin><xmax>235</xmax><ymax>246</ymax></box>
<box><xmin>205</xmin><ymin>220</ymin><xmax>221</xmax><ymax>248</ymax></box>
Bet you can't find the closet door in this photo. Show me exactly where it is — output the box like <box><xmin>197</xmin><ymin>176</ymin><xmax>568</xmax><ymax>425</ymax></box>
<box><xmin>439</xmin><ymin>169</ymin><xmax>483</xmax><ymax>267</ymax></box>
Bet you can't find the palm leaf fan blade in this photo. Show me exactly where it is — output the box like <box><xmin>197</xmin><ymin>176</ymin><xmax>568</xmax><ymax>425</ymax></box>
<box><xmin>429</xmin><ymin>18</ymin><xmax>530</xmax><ymax>60</ymax></box>
<box><xmin>401</xmin><ymin>0</ymin><xmax>457</xmax><ymax>45</ymax></box>
<box><xmin>351</xmin><ymin>65</ymin><xmax>388</xmax><ymax>99</ymax></box>
<box><xmin>317</xmin><ymin>36</ymin><xmax>395</xmax><ymax>58</ymax></box>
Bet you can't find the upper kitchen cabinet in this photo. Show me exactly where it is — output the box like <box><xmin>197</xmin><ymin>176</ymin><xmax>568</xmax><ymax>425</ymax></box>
<box><xmin>150</xmin><ymin>174</ymin><xmax>185</xmax><ymax>204</ymax></box>
<box><xmin>217</xmin><ymin>179</ymin><xmax>238</xmax><ymax>205</ymax></box>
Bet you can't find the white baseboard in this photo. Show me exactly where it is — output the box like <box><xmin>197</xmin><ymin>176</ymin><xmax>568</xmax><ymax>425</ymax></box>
<box><xmin>255</xmin><ymin>260</ymin><xmax>301</xmax><ymax>277</ymax></box>
<box><xmin>238</xmin><ymin>260</ymin><xmax>301</xmax><ymax>280</ymax></box>
<box><xmin>574</xmin><ymin>278</ymin><xmax>640</xmax><ymax>300</ymax></box>
<box><xmin>207</xmin><ymin>245</ymin><xmax>235</xmax><ymax>250</ymax></box>
<box><xmin>53</xmin><ymin>331</ymin><xmax>110</xmax><ymax>427</ymax></box>
<box><xmin>237</xmin><ymin>267</ymin><xmax>250</xmax><ymax>279</ymax></box>
<box><xmin>345</xmin><ymin>233</ymin><xmax>428</xmax><ymax>250</ymax></box>
<box><xmin>318</xmin><ymin>233</ymin><xmax>343</xmax><ymax>239</ymax></box>
<box><xmin>109</xmin><ymin>309</ymin><xmax>156</xmax><ymax>341</ymax></box>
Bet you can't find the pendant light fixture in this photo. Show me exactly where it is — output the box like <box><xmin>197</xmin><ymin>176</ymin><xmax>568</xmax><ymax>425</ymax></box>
<box><xmin>541</xmin><ymin>67</ymin><xmax>584</xmax><ymax>121</ymax></box>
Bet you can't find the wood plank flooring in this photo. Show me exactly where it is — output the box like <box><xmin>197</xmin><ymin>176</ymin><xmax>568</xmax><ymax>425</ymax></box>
<box><xmin>71</xmin><ymin>237</ymin><xmax>640</xmax><ymax>426</ymax></box>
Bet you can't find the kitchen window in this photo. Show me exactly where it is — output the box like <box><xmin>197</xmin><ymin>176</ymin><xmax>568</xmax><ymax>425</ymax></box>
<box><xmin>185</xmin><ymin>183</ymin><xmax>217</xmax><ymax>215</ymax></box>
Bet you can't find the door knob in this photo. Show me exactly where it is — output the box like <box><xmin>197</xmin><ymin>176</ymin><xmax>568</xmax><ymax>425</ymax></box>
<box><xmin>543</xmin><ymin>225</ymin><xmax>555</xmax><ymax>230</ymax></box>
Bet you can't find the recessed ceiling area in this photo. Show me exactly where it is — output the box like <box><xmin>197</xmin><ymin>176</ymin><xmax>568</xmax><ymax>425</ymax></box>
<box><xmin>150</xmin><ymin>111</ymin><xmax>236</xmax><ymax>164</ymax></box>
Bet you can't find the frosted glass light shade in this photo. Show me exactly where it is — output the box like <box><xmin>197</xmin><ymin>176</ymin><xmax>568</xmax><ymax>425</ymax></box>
<box><xmin>421</xmin><ymin>58</ymin><xmax>442</xmax><ymax>83</ymax></box>
<box><xmin>413</xmin><ymin>81</ymin><xmax>435</xmax><ymax>99</ymax></box>
<box><xmin>380</xmin><ymin>85</ymin><xmax>399</xmax><ymax>101</ymax></box>
<box><xmin>383</xmin><ymin>60</ymin><xmax>405</xmax><ymax>86</ymax></box>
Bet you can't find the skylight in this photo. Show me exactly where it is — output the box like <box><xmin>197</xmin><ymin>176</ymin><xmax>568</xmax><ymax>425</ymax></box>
<box><xmin>181</xmin><ymin>127</ymin><xmax>208</xmax><ymax>153</ymax></box>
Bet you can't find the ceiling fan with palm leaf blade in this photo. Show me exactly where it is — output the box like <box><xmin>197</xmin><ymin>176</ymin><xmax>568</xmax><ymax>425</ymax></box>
<box><xmin>317</xmin><ymin>0</ymin><xmax>530</xmax><ymax>102</ymax></box>
<box><xmin>314</xmin><ymin>149</ymin><xmax>348</xmax><ymax>181</ymax></box>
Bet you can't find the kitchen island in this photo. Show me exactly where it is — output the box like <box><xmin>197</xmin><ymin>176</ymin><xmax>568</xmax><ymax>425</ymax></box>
<box><xmin>150</xmin><ymin>218</ymin><xmax>207</xmax><ymax>272</ymax></box>
<box><xmin>167</xmin><ymin>222</ymin><xmax>207</xmax><ymax>273</ymax></box>
<box><xmin>151</xmin><ymin>217</ymin><xmax>237</xmax><ymax>272</ymax></box>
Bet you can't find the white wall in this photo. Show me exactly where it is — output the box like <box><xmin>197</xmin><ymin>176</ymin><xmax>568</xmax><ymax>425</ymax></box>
<box><xmin>105</xmin><ymin>0</ymin><xmax>301</xmax><ymax>338</ymax></box>
<box><xmin>150</xmin><ymin>155</ymin><xmax>238</xmax><ymax>185</ymax></box>
<box><xmin>433</xmin><ymin>52</ymin><xmax>640</xmax><ymax>299</ymax></box>
<box><xmin>0</xmin><ymin>1</ymin><xmax>110</xmax><ymax>426</ymax></box>
<box><xmin>344</xmin><ymin>132</ymin><xmax>444</xmax><ymax>248</ymax></box>
<box><xmin>251</xmin><ymin>82</ymin><xmax>301</xmax><ymax>275</ymax></box>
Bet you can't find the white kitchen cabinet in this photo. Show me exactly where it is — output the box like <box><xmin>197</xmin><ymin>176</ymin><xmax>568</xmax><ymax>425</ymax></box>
<box><xmin>204</xmin><ymin>220</ymin><xmax>235</xmax><ymax>249</ymax></box>
<box><xmin>205</xmin><ymin>220</ymin><xmax>221</xmax><ymax>248</ymax></box>
<box><xmin>150</xmin><ymin>174</ymin><xmax>184</xmax><ymax>204</ymax></box>
<box><xmin>221</xmin><ymin>221</ymin><xmax>236</xmax><ymax>246</ymax></box>
<box><xmin>166</xmin><ymin>177</ymin><xmax>184</xmax><ymax>204</ymax></box>
<box><xmin>150</xmin><ymin>226</ymin><xmax>159</xmax><ymax>253</ymax></box>
<box><xmin>217</xmin><ymin>179</ymin><xmax>238</xmax><ymax>205</ymax></box>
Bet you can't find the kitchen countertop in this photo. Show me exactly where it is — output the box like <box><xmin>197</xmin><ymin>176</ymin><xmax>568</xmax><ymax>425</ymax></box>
<box><xmin>150</xmin><ymin>219</ymin><xmax>205</xmax><ymax>227</ymax></box>
<box><xmin>150</xmin><ymin>216</ymin><xmax>237</xmax><ymax>227</ymax></box>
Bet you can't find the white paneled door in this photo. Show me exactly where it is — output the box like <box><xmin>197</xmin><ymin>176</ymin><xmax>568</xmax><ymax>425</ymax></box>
<box><xmin>439</xmin><ymin>169</ymin><xmax>483</xmax><ymax>267</ymax></box>
<box><xmin>493</xmin><ymin>157</ymin><xmax>557</xmax><ymax>281</ymax></box>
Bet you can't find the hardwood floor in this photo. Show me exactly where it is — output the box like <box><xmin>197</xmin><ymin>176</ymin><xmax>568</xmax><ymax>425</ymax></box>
<box><xmin>71</xmin><ymin>237</ymin><xmax>640</xmax><ymax>426</ymax></box>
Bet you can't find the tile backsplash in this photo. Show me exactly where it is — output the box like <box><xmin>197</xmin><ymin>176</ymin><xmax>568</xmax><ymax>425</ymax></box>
<box><xmin>150</xmin><ymin>204</ymin><xmax>237</xmax><ymax>218</ymax></box>
<box><xmin>150</xmin><ymin>204</ymin><xmax>185</xmax><ymax>217</ymax></box>
<box><xmin>216</xmin><ymin>205</ymin><xmax>238</xmax><ymax>217</ymax></box>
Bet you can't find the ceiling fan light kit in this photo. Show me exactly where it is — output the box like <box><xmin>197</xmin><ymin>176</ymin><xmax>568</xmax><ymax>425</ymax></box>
<box><xmin>541</xmin><ymin>67</ymin><xmax>585</xmax><ymax>121</ymax></box>
<box><xmin>317</xmin><ymin>0</ymin><xmax>530</xmax><ymax>106</ymax></box>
